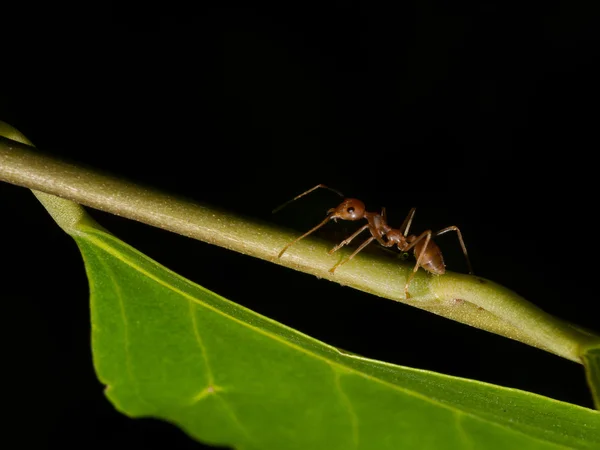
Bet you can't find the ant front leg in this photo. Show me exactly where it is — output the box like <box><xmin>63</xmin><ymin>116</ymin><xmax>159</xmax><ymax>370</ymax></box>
<box><xmin>329</xmin><ymin>236</ymin><xmax>376</xmax><ymax>274</ymax></box>
<box><xmin>277</xmin><ymin>215</ymin><xmax>332</xmax><ymax>258</ymax></box>
<box><xmin>328</xmin><ymin>224</ymin><xmax>370</xmax><ymax>255</ymax></box>
<box><xmin>434</xmin><ymin>226</ymin><xmax>473</xmax><ymax>274</ymax></box>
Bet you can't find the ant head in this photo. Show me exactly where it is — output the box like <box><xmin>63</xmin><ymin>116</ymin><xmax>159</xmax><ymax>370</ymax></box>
<box><xmin>327</xmin><ymin>198</ymin><xmax>366</xmax><ymax>221</ymax></box>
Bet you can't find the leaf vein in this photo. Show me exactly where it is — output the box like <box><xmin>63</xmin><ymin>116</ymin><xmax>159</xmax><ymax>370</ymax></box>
<box><xmin>216</xmin><ymin>394</ymin><xmax>257</xmax><ymax>447</ymax></box>
<box><xmin>189</xmin><ymin>299</ymin><xmax>215</xmax><ymax>386</ymax></box>
<box><xmin>454</xmin><ymin>412</ymin><xmax>473</xmax><ymax>449</ymax></box>
<box><xmin>333</xmin><ymin>369</ymin><xmax>359</xmax><ymax>449</ymax></box>
<box><xmin>93</xmin><ymin>245</ymin><xmax>155</xmax><ymax>412</ymax></box>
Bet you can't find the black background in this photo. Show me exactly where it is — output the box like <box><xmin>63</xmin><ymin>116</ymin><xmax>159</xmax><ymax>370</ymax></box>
<box><xmin>2</xmin><ymin>2</ymin><xmax>599</xmax><ymax>449</ymax></box>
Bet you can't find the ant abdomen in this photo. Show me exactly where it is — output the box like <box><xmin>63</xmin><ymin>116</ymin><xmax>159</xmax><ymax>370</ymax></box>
<box><xmin>413</xmin><ymin>239</ymin><xmax>445</xmax><ymax>275</ymax></box>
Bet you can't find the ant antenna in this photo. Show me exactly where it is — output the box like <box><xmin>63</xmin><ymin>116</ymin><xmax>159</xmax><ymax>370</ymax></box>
<box><xmin>272</xmin><ymin>184</ymin><xmax>344</xmax><ymax>214</ymax></box>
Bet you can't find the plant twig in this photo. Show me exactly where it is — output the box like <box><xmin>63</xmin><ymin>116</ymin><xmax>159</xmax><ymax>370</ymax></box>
<box><xmin>1</xmin><ymin>123</ymin><xmax>598</xmax><ymax>363</ymax></box>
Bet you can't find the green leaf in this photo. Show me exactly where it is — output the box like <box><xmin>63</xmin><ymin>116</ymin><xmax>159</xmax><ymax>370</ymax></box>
<box><xmin>34</xmin><ymin>192</ymin><xmax>600</xmax><ymax>450</ymax></box>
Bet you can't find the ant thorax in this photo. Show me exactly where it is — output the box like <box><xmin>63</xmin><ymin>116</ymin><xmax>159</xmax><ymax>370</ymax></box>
<box><xmin>386</xmin><ymin>229</ymin><xmax>407</xmax><ymax>247</ymax></box>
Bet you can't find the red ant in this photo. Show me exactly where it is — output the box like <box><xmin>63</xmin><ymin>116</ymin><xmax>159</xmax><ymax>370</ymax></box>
<box><xmin>274</xmin><ymin>184</ymin><xmax>473</xmax><ymax>298</ymax></box>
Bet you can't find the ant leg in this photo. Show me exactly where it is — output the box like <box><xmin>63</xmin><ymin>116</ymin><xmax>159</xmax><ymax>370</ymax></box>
<box><xmin>399</xmin><ymin>207</ymin><xmax>417</xmax><ymax>235</ymax></box>
<box><xmin>363</xmin><ymin>209</ymin><xmax>389</xmax><ymax>247</ymax></box>
<box><xmin>277</xmin><ymin>216</ymin><xmax>332</xmax><ymax>258</ymax></box>
<box><xmin>328</xmin><ymin>224</ymin><xmax>370</xmax><ymax>254</ymax></box>
<box><xmin>403</xmin><ymin>230</ymin><xmax>432</xmax><ymax>299</ymax></box>
<box><xmin>329</xmin><ymin>236</ymin><xmax>376</xmax><ymax>273</ymax></box>
<box><xmin>433</xmin><ymin>226</ymin><xmax>473</xmax><ymax>274</ymax></box>
<box><xmin>328</xmin><ymin>207</ymin><xmax>387</xmax><ymax>256</ymax></box>
<box><xmin>272</xmin><ymin>184</ymin><xmax>344</xmax><ymax>214</ymax></box>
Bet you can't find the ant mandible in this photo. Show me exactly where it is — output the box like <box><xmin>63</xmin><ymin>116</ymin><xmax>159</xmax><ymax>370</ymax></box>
<box><xmin>274</xmin><ymin>184</ymin><xmax>474</xmax><ymax>298</ymax></box>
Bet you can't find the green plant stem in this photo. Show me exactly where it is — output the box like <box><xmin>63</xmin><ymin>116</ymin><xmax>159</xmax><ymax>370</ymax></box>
<box><xmin>1</xmin><ymin>128</ymin><xmax>598</xmax><ymax>363</ymax></box>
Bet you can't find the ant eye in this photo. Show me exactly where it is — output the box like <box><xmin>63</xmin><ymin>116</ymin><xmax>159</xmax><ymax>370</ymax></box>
<box><xmin>347</xmin><ymin>207</ymin><xmax>355</xmax><ymax>213</ymax></box>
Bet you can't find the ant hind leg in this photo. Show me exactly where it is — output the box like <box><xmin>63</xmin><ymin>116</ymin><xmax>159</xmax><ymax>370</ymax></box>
<box><xmin>433</xmin><ymin>226</ymin><xmax>473</xmax><ymax>274</ymax></box>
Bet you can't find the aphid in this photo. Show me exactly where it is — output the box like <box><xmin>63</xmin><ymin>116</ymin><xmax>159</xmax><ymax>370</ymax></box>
<box><xmin>275</xmin><ymin>184</ymin><xmax>473</xmax><ymax>298</ymax></box>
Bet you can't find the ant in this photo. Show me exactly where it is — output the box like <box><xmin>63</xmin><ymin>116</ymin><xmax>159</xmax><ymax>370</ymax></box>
<box><xmin>274</xmin><ymin>184</ymin><xmax>473</xmax><ymax>298</ymax></box>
